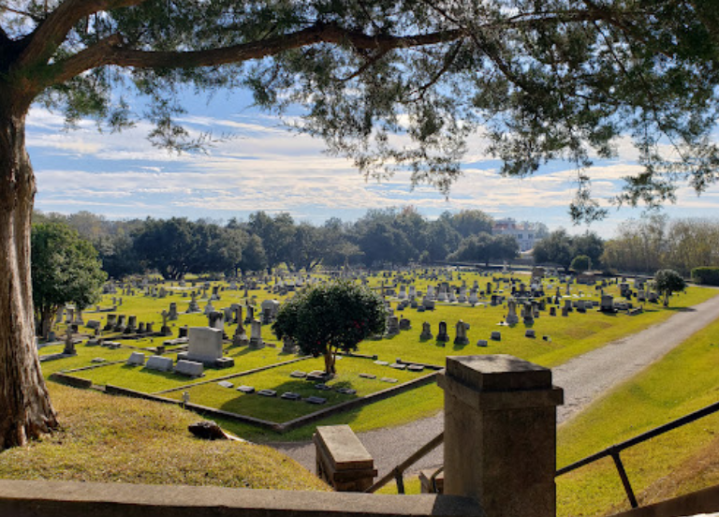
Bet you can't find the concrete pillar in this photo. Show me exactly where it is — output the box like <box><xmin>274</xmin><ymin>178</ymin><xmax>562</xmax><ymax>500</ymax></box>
<box><xmin>438</xmin><ymin>354</ymin><xmax>563</xmax><ymax>517</ymax></box>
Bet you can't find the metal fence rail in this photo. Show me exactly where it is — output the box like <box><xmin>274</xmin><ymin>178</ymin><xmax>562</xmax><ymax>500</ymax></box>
<box><xmin>556</xmin><ymin>400</ymin><xmax>719</xmax><ymax>508</ymax></box>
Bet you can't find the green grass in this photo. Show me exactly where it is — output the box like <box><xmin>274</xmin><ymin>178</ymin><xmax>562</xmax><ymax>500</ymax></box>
<box><xmin>555</xmin><ymin>313</ymin><xmax>719</xmax><ymax>516</ymax></box>
<box><xmin>43</xmin><ymin>273</ymin><xmax>718</xmax><ymax>440</ymax></box>
<box><xmin>162</xmin><ymin>355</ymin><xmax>428</xmax><ymax>423</ymax></box>
<box><xmin>70</xmin><ymin>345</ymin><xmax>296</xmax><ymax>393</ymax></box>
<box><xmin>0</xmin><ymin>383</ymin><xmax>329</xmax><ymax>491</ymax></box>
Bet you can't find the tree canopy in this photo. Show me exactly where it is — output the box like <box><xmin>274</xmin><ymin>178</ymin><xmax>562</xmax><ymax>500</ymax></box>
<box><xmin>653</xmin><ymin>269</ymin><xmax>687</xmax><ymax>307</ymax></box>
<box><xmin>272</xmin><ymin>281</ymin><xmax>387</xmax><ymax>374</ymax></box>
<box><xmin>31</xmin><ymin>222</ymin><xmax>106</xmax><ymax>340</ymax></box>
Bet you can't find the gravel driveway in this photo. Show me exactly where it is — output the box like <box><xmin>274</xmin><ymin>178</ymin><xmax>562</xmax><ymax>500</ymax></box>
<box><xmin>268</xmin><ymin>292</ymin><xmax>719</xmax><ymax>479</ymax></box>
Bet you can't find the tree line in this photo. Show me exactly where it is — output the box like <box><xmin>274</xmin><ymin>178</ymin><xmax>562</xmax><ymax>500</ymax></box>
<box><xmin>34</xmin><ymin>208</ymin><xmax>543</xmax><ymax>278</ymax></box>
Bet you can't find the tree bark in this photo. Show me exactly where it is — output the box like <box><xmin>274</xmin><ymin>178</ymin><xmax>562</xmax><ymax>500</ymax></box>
<box><xmin>0</xmin><ymin>104</ymin><xmax>58</xmax><ymax>451</ymax></box>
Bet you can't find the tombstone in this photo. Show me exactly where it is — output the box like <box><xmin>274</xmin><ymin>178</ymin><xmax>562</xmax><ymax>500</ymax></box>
<box><xmin>126</xmin><ymin>352</ymin><xmax>146</xmax><ymax>366</ymax></box>
<box><xmin>177</xmin><ymin>327</ymin><xmax>234</xmax><ymax>368</ymax></box>
<box><xmin>564</xmin><ymin>299</ymin><xmax>573</xmax><ymax>312</ymax></box>
<box><xmin>203</xmin><ymin>300</ymin><xmax>215</xmax><ymax>315</ymax></box>
<box><xmin>104</xmin><ymin>313</ymin><xmax>117</xmax><ymax>331</ymax></box>
<box><xmin>114</xmin><ymin>314</ymin><xmax>126</xmax><ymax>332</ymax></box>
<box><xmin>55</xmin><ymin>307</ymin><xmax>64</xmax><ymax>324</ymax></box>
<box><xmin>490</xmin><ymin>331</ymin><xmax>501</xmax><ymax>341</ymax></box>
<box><xmin>145</xmin><ymin>355</ymin><xmax>174</xmax><ymax>372</ymax></box>
<box><xmin>398</xmin><ymin>285</ymin><xmax>407</xmax><ymax>299</ymax></box>
<box><xmin>74</xmin><ymin>310</ymin><xmax>84</xmax><ymax>325</ymax></box>
<box><xmin>168</xmin><ymin>302</ymin><xmax>178</xmax><ymax>321</ymax></box>
<box><xmin>124</xmin><ymin>315</ymin><xmax>137</xmax><ymax>334</ymax></box>
<box><xmin>244</xmin><ymin>306</ymin><xmax>255</xmax><ymax>325</ymax></box>
<box><xmin>261</xmin><ymin>299</ymin><xmax>281</xmax><ymax>324</ymax></box>
<box><xmin>386</xmin><ymin>316</ymin><xmax>400</xmax><ymax>336</ymax></box>
<box><xmin>561</xmin><ymin>306</ymin><xmax>569</xmax><ymax>317</ymax></box>
<box><xmin>174</xmin><ymin>360</ymin><xmax>204</xmax><ymax>377</ymax></box>
<box><xmin>187</xmin><ymin>293</ymin><xmax>201</xmax><ymax>313</ymax></box>
<box><xmin>160</xmin><ymin>310</ymin><xmax>172</xmax><ymax>336</ymax></box>
<box><xmin>63</xmin><ymin>327</ymin><xmax>76</xmax><ymax>355</ymax></box>
<box><xmin>399</xmin><ymin>318</ymin><xmax>412</xmax><ymax>331</ymax></box>
<box><xmin>476</xmin><ymin>339</ymin><xmax>488</xmax><ymax>347</ymax></box>
<box><xmin>436</xmin><ymin>321</ymin><xmax>450</xmax><ymax>343</ymax></box>
<box><xmin>423</xmin><ymin>297</ymin><xmax>435</xmax><ymax>310</ymax></box>
<box><xmin>282</xmin><ymin>335</ymin><xmax>298</xmax><ymax>354</ymax></box>
<box><xmin>86</xmin><ymin>320</ymin><xmax>101</xmax><ymax>331</ymax></box>
<box><xmin>249</xmin><ymin>319</ymin><xmax>264</xmax><ymax>349</ymax></box>
<box><xmin>648</xmin><ymin>291</ymin><xmax>659</xmax><ymax>303</ymax></box>
<box><xmin>549</xmin><ymin>306</ymin><xmax>557</xmax><ymax>316</ymax></box>
<box><xmin>468</xmin><ymin>290</ymin><xmax>479</xmax><ymax>305</ymax></box>
<box><xmin>525</xmin><ymin>329</ymin><xmax>536</xmax><ymax>338</ymax></box>
<box><xmin>454</xmin><ymin>320</ymin><xmax>470</xmax><ymax>346</ymax></box>
<box><xmin>523</xmin><ymin>303</ymin><xmax>534</xmax><ymax>325</ymax></box>
<box><xmin>146</xmin><ymin>322</ymin><xmax>155</xmax><ymax>334</ymax></box>
<box><xmin>420</xmin><ymin>322</ymin><xmax>433</xmax><ymax>340</ymax></box>
<box><xmin>505</xmin><ymin>299</ymin><xmax>519</xmax><ymax>325</ymax></box>
<box><xmin>409</xmin><ymin>285</ymin><xmax>417</xmax><ymax>298</ymax></box>
<box><xmin>207</xmin><ymin>311</ymin><xmax>224</xmax><ymax>332</ymax></box>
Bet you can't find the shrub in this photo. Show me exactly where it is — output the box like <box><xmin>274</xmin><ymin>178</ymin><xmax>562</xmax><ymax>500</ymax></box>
<box><xmin>691</xmin><ymin>267</ymin><xmax>719</xmax><ymax>286</ymax></box>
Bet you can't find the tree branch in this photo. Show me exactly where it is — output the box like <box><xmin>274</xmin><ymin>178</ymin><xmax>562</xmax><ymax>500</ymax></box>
<box><xmin>46</xmin><ymin>21</ymin><xmax>463</xmax><ymax>85</ymax></box>
<box><xmin>17</xmin><ymin>0</ymin><xmax>146</xmax><ymax>70</ymax></box>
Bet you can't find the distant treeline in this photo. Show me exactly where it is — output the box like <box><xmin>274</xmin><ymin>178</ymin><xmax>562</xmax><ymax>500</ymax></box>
<box><xmin>33</xmin><ymin>208</ymin><xmax>543</xmax><ymax>279</ymax></box>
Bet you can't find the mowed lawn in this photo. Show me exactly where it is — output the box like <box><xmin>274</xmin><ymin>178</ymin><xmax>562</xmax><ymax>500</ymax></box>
<box><xmin>555</xmin><ymin>313</ymin><xmax>719</xmax><ymax>516</ymax></box>
<box><xmin>162</xmin><ymin>355</ymin><xmax>429</xmax><ymax>423</ymax></box>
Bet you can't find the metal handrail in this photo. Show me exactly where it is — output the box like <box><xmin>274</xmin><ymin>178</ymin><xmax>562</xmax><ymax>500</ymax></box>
<box><xmin>556</xmin><ymin>400</ymin><xmax>719</xmax><ymax>508</ymax></box>
<box><xmin>365</xmin><ymin>432</ymin><xmax>444</xmax><ymax>494</ymax></box>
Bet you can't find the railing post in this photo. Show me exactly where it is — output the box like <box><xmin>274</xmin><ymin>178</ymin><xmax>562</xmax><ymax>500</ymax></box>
<box><xmin>438</xmin><ymin>354</ymin><xmax>564</xmax><ymax>517</ymax></box>
<box><xmin>610</xmin><ymin>449</ymin><xmax>639</xmax><ymax>508</ymax></box>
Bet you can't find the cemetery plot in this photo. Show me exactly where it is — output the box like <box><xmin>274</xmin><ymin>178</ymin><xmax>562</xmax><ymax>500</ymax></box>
<box><xmin>42</xmin><ymin>269</ymin><xmax>717</xmax><ymax>434</ymax></box>
<box><xmin>68</xmin><ymin>346</ymin><xmax>297</xmax><ymax>394</ymax></box>
<box><xmin>161</xmin><ymin>356</ymin><xmax>428</xmax><ymax>423</ymax></box>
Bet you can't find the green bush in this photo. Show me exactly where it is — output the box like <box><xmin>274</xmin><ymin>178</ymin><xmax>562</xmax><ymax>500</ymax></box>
<box><xmin>691</xmin><ymin>267</ymin><xmax>719</xmax><ymax>286</ymax></box>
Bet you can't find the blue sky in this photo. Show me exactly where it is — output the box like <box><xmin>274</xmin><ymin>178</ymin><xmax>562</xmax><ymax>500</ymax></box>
<box><xmin>26</xmin><ymin>88</ymin><xmax>719</xmax><ymax>239</ymax></box>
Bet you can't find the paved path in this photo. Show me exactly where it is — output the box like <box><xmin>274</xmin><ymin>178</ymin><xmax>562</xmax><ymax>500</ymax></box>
<box><xmin>267</xmin><ymin>292</ymin><xmax>719</xmax><ymax>478</ymax></box>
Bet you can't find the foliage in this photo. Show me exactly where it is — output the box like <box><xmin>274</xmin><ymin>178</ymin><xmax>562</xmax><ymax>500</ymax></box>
<box><xmin>273</xmin><ymin>281</ymin><xmax>387</xmax><ymax>374</ymax></box>
<box><xmin>447</xmin><ymin>210</ymin><xmax>494</xmax><ymax>238</ymax></box>
<box><xmin>447</xmin><ymin>232</ymin><xmax>518</xmax><ymax>265</ymax></box>
<box><xmin>31</xmin><ymin>222</ymin><xmax>107</xmax><ymax>339</ymax></box>
<box><xmin>654</xmin><ymin>269</ymin><xmax>687</xmax><ymax>307</ymax></box>
<box><xmin>691</xmin><ymin>267</ymin><xmax>719</xmax><ymax>286</ymax></box>
<box><xmin>533</xmin><ymin>229</ymin><xmax>575</xmax><ymax>271</ymax></box>
<box><xmin>570</xmin><ymin>255</ymin><xmax>591</xmax><ymax>273</ymax></box>
<box><xmin>248</xmin><ymin>212</ymin><xmax>296</xmax><ymax>271</ymax></box>
<box><xmin>572</xmin><ymin>232</ymin><xmax>604</xmax><ymax>269</ymax></box>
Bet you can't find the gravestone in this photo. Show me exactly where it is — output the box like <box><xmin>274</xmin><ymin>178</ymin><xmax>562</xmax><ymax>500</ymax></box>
<box><xmin>420</xmin><ymin>321</ymin><xmax>433</xmax><ymax>340</ymax></box>
<box><xmin>282</xmin><ymin>335</ymin><xmax>298</xmax><ymax>354</ymax></box>
<box><xmin>454</xmin><ymin>320</ymin><xmax>470</xmax><ymax>346</ymax></box>
<box><xmin>178</xmin><ymin>327</ymin><xmax>234</xmax><ymax>368</ymax></box>
<box><xmin>145</xmin><ymin>355</ymin><xmax>173</xmax><ymax>372</ymax></box>
<box><xmin>525</xmin><ymin>329</ymin><xmax>536</xmax><ymax>338</ymax></box>
<box><xmin>490</xmin><ymin>331</ymin><xmax>501</xmax><ymax>341</ymax></box>
<box><xmin>124</xmin><ymin>315</ymin><xmax>137</xmax><ymax>334</ymax></box>
<box><xmin>160</xmin><ymin>310</ymin><xmax>172</xmax><ymax>336</ymax></box>
<box><xmin>187</xmin><ymin>293</ymin><xmax>201</xmax><ymax>313</ymax></box>
<box><xmin>168</xmin><ymin>302</ymin><xmax>178</xmax><ymax>321</ymax></box>
<box><xmin>386</xmin><ymin>316</ymin><xmax>400</xmax><ymax>336</ymax></box>
<box><xmin>436</xmin><ymin>321</ymin><xmax>450</xmax><ymax>343</ymax></box>
<box><xmin>476</xmin><ymin>339</ymin><xmax>488</xmax><ymax>347</ymax></box>
<box><xmin>207</xmin><ymin>311</ymin><xmax>224</xmax><ymax>331</ymax></box>
<box><xmin>249</xmin><ymin>319</ymin><xmax>264</xmax><ymax>349</ymax></box>
<box><xmin>175</xmin><ymin>360</ymin><xmax>204</xmax><ymax>377</ymax></box>
<box><xmin>505</xmin><ymin>299</ymin><xmax>519</xmax><ymax>325</ymax></box>
<box><xmin>399</xmin><ymin>318</ymin><xmax>411</xmax><ymax>331</ymax></box>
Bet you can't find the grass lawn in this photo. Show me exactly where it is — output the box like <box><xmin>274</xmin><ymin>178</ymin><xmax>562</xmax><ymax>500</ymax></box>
<box><xmin>0</xmin><ymin>383</ymin><xmax>328</xmax><ymax>491</ymax></box>
<box><xmin>69</xmin><ymin>345</ymin><xmax>296</xmax><ymax>393</ymax></box>
<box><xmin>162</xmin><ymin>355</ymin><xmax>428</xmax><ymax>423</ymax></box>
<box><xmin>555</xmin><ymin>313</ymin><xmax>719</xmax><ymax>516</ymax></box>
<box><xmin>42</xmin><ymin>273</ymin><xmax>718</xmax><ymax>440</ymax></box>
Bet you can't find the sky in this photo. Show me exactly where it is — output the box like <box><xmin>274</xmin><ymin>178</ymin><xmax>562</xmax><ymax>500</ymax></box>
<box><xmin>26</xmin><ymin>88</ymin><xmax>719</xmax><ymax>239</ymax></box>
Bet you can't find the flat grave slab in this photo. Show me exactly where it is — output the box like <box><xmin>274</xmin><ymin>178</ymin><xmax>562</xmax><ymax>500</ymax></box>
<box><xmin>381</xmin><ymin>377</ymin><xmax>398</xmax><ymax>383</ymax></box>
<box><xmin>390</xmin><ymin>363</ymin><xmax>407</xmax><ymax>370</ymax></box>
<box><xmin>359</xmin><ymin>373</ymin><xmax>376</xmax><ymax>379</ymax></box>
<box><xmin>306</xmin><ymin>396</ymin><xmax>327</xmax><ymax>405</ymax></box>
<box><xmin>407</xmin><ymin>364</ymin><xmax>424</xmax><ymax>372</ymax></box>
<box><xmin>335</xmin><ymin>387</ymin><xmax>357</xmax><ymax>395</ymax></box>
<box><xmin>281</xmin><ymin>392</ymin><xmax>301</xmax><ymax>401</ymax></box>
<box><xmin>315</xmin><ymin>383</ymin><xmax>332</xmax><ymax>391</ymax></box>
<box><xmin>257</xmin><ymin>389</ymin><xmax>277</xmax><ymax>397</ymax></box>
<box><xmin>217</xmin><ymin>380</ymin><xmax>234</xmax><ymax>388</ymax></box>
<box><xmin>237</xmin><ymin>385</ymin><xmax>255</xmax><ymax>394</ymax></box>
<box><xmin>290</xmin><ymin>370</ymin><xmax>307</xmax><ymax>378</ymax></box>
<box><xmin>374</xmin><ymin>360</ymin><xmax>389</xmax><ymax>366</ymax></box>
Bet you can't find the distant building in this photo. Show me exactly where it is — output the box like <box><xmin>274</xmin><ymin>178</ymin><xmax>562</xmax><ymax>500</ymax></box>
<box><xmin>493</xmin><ymin>218</ymin><xmax>538</xmax><ymax>252</ymax></box>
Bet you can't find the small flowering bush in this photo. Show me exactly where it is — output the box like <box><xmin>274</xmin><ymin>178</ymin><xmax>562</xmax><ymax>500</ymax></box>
<box><xmin>273</xmin><ymin>281</ymin><xmax>387</xmax><ymax>375</ymax></box>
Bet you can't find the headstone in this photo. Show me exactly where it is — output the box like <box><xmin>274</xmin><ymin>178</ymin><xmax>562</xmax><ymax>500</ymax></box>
<box><xmin>420</xmin><ymin>321</ymin><xmax>433</xmax><ymax>340</ymax></box>
<box><xmin>168</xmin><ymin>302</ymin><xmax>178</xmax><ymax>321</ymax></box>
<box><xmin>282</xmin><ymin>335</ymin><xmax>298</xmax><ymax>354</ymax></box>
<box><xmin>490</xmin><ymin>331</ymin><xmax>501</xmax><ymax>341</ymax></box>
<box><xmin>249</xmin><ymin>319</ymin><xmax>264</xmax><ymax>349</ymax></box>
<box><xmin>436</xmin><ymin>321</ymin><xmax>450</xmax><ymax>342</ymax></box>
<box><xmin>454</xmin><ymin>320</ymin><xmax>470</xmax><ymax>346</ymax></box>
<box><xmin>477</xmin><ymin>339</ymin><xmax>488</xmax><ymax>347</ymax></box>
<box><xmin>505</xmin><ymin>299</ymin><xmax>519</xmax><ymax>325</ymax></box>
<box><xmin>145</xmin><ymin>355</ymin><xmax>173</xmax><ymax>372</ymax></box>
<box><xmin>385</xmin><ymin>316</ymin><xmax>400</xmax><ymax>336</ymax></box>
<box><xmin>175</xmin><ymin>360</ymin><xmax>204</xmax><ymax>377</ymax></box>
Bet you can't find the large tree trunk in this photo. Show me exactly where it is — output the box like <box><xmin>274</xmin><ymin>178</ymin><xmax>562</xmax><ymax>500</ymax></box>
<box><xmin>0</xmin><ymin>106</ymin><xmax>58</xmax><ymax>450</ymax></box>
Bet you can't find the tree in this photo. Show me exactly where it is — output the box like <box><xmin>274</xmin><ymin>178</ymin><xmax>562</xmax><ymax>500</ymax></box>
<box><xmin>570</xmin><ymin>255</ymin><xmax>591</xmax><ymax>273</ymax></box>
<box><xmin>31</xmin><ymin>222</ymin><xmax>107</xmax><ymax>340</ymax></box>
<box><xmin>572</xmin><ymin>232</ymin><xmax>604</xmax><ymax>269</ymax></box>
<box><xmin>533</xmin><ymin>229</ymin><xmax>574</xmax><ymax>271</ymax></box>
<box><xmin>272</xmin><ymin>282</ymin><xmax>387</xmax><ymax>375</ymax></box>
<box><xmin>654</xmin><ymin>269</ymin><xmax>688</xmax><ymax>307</ymax></box>
<box><xmin>132</xmin><ymin>218</ymin><xmax>198</xmax><ymax>280</ymax></box>
<box><xmin>3</xmin><ymin>0</ymin><xmax>719</xmax><ymax>450</ymax></box>
<box><xmin>449</xmin><ymin>210</ymin><xmax>494</xmax><ymax>238</ymax></box>
<box><xmin>248</xmin><ymin>212</ymin><xmax>296</xmax><ymax>271</ymax></box>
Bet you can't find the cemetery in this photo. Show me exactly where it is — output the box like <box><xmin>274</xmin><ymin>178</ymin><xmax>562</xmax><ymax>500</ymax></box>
<box><xmin>37</xmin><ymin>267</ymin><xmax>716</xmax><ymax>438</ymax></box>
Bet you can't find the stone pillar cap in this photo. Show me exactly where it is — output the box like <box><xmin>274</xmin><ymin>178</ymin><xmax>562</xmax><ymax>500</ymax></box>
<box><xmin>446</xmin><ymin>354</ymin><xmax>552</xmax><ymax>391</ymax></box>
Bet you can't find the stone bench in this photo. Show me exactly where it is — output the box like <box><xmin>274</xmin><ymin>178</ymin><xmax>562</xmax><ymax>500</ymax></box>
<box><xmin>313</xmin><ymin>425</ymin><xmax>377</xmax><ymax>492</ymax></box>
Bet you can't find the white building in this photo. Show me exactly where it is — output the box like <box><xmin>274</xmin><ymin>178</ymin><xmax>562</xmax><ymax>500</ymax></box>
<box><xmin>493</xmin><ymin>218</ymin><xmax>538</xmax><ymax>252</ymax></box>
